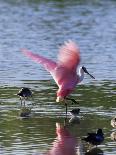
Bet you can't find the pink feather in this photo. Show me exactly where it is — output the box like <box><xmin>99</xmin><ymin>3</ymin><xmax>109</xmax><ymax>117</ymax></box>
<box><xmin>46</xmin><ymin>123</ymin><xmax>77</xmax><ymax>155</ymax></box>
<box><xmin>22</xmin><ymin>48</ymin><xmax>57</xmax><ymax>72</ymax></box>
<box><xmin>58</xmin><ymin>40</ymin><xmax>80</xmax><ymax>71</ymax></box>
<box><xmin>21</xmin><ymin>41</ymin><xmax>80</xmax><ymax>98</ymax></box>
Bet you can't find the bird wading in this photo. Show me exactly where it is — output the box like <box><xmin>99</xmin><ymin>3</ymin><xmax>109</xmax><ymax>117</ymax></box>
<box><xmin>21</xmin><ymin>41</ymin><xmax>95</xmax><ymax>114</ymax></box>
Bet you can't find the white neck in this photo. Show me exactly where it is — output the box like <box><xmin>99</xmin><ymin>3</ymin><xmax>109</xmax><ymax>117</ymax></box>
<box><xmin>78</xmin><ymin>67</ymin><xmax>84</xmax><ymax>83</ymax></box>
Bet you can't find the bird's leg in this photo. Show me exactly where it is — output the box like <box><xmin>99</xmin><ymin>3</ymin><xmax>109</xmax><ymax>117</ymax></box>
<box><xmin>65</xmin><ymin>103</ymin><xmax>67</xmax><ymax>116</ymax></box>
<box><xmin>64</xmin><ymin>99</ymin><xmax>68</xmax><ymax>116</ymax></box>
<box><xmin>20</xmin><ymin>97</ymin><xmax>23</xmax><ymax>106</ymax></box>
<box><xmin>64</xmin><ymin>117</ymin><xmax>68</xmax><ymax>126</ymax></box>
<box><xmin>31</xmin><ymin>95</ymin><xmax>34</xmax><ymax>100</ymax></box>
<box><xmin>24</xmin><ymin>96</ymin><xmax>26</xmax><ymax>107</ymax></box>
<box><xmin>66</xmin><ymin>97</ymin><xmax>79</xmax><ymax>104</ymax></box>
<box><xmin>31</xmin><ymin>95</ymin><xmax>33</xmax><ymax>100</ymax></box>
<box><xmin>31</xmin><ymin>95</ymin><xmax>35</xmax><ymax>106</ymax></box>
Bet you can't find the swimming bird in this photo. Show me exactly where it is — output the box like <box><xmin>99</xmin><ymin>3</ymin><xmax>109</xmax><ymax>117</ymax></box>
<box><xmin>111</xmin><ymin>116</ymin><xmax>116</xmax><ymax>128</ymax></box>
<box><xmin>70</xmin><ymin>108</ymin><xmax>80</xmax><ymax>117</ymax></box>
<box><xmin>17</xmin><ymin>87</ymin><xmax>32</xmax><ymax>106</ymax></box>
<box><xmin>69</xmin><ymin>108</ymin><xmax>80</xmax><ymax>124</ymax></box>
<box><xmin>21</xmin><ymin>40</ymin><xmax>95</xmax><ymax>114</ymax></box>
<box><xmin>82</xmin><ymin>129</ymin><xmax>104</xmax><ymax>146</ymax></box>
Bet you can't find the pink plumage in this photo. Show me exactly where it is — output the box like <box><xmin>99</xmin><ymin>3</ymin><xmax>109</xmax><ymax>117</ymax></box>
<box><xmin>58</xmin><ymin>40</ymin><xmax>80</xmax><ymax>71</ymax></box>
<box><xmin>21</xmin><ymin>40</ymin><xmax>80</xmax><ymax>102</ymax></box>
<box><xmin>22</xmin><ymin>49</ymin><xmax>57</xmax><ymax>72</ymax></box>
<box><xmin>45</xmin><ymin>123</ymin><xmax>77</xmax><ymax>155</ymax></box>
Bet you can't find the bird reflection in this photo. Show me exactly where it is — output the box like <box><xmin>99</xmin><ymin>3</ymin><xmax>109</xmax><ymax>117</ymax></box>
<box><xmin>85</xmin><ymin>147</ymin><xmax>104</xmax><ymax>155</ymax></box>
<box><xmin>69</xmin><ymin>108</ymin><xmax>80</xmax><ymax>125</ymax></box>
<box><xmin>69</xmin><ymin>116</ymin><xmax>80</xmax><ymax>125</ymax></box>
<box><xmin>46</xmin><ymin>121</ymin><xmax>80</xmax><ymax>155</ymax></box>
<box><xmin>19</xmin><ymin>107</ymin><xmax>31</xmax><ymax>118</ymax></box>
<box><xmin>111</xmin><ymin>131</ymin><xmax>116</xmax><ymax>141</ymax></box>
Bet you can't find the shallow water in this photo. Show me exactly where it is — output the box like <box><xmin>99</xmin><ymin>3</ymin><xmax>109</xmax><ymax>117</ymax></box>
<box><xmin>0</xmin><ymin>0</ymin><xmax>116</xmax><ymax>154</ymax></box>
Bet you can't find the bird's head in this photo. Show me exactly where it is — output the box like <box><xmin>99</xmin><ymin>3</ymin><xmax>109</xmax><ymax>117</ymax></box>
<box><xmin>82</xmin><ymin>66</ymin><xmax>95</xmax><ymax>79</ymax></box>
<box><xmin>97</xmin><ymin>129</ymin><xmax>104</xmax><ymax>135</ymax></box>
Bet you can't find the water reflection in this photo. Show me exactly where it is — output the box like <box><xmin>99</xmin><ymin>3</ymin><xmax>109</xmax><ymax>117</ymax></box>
<box><xmin>69</xmin><ymin>116</ymin><xmax>80</xmax><ymax>125</ymax></box>
<box><xmin>111</xmin><ymin>131</ymin><xmax>116</xmax><ymax>141</ymax></box>
<box><xmin>85</xmin><ymin>147</ymin><xmax>103</xmax><ymax>155</ymax></box>
<box><xmin>33</xmin><ymin>117</ymin><xmax>83</xmax><ymax>155</ymax></box>
<box><xmin>33</xmin><ymin>119</ymin><xmax>105</xmax><ymax>155</ymax></box>
<box><xmin>0</xmin><ymin>84</ymin><xmax>114</xmax><ymax>155</ymax></box>
<box><xmin>45</xmin><ymin>121</ymin><xmax>80</xmax><ymax>155</ymax></box>
<box><xmin>19</xmin><ymin>107</ymin><xmax>32</xmax><ymax>118</ymax></box>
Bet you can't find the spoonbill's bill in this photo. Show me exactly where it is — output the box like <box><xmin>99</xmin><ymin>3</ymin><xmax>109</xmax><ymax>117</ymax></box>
<box><xmin>21</xmin><ymin>40</ymin><xmax>95</xmax><ymax>114</ymax></box>
<box><xmin>17</xmin><ymin>87</ymin><xmax>32</xmax><ymax>106</ymax></box>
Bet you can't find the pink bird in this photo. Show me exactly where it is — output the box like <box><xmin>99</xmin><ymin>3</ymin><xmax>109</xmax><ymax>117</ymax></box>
<box><xmin>21</xmin><ymin>40</ymin><xmax>95</xmax><ymax>114</ymax></box>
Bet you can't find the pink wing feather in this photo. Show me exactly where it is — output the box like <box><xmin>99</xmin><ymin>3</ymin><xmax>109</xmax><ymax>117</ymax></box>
<box><xmin>21</xmin><ymin>41</ymin><xmax>80</xmax><ymax>95</ymax></box>
<box><xmin>58</xmin><ymin>40</ymin><xmax>80</xmax><ymax>71</ymax></box>
<box><xmin>21</xmin><ymin>49</ymin><xmax>57</xmax><ymax>72</ymax></box>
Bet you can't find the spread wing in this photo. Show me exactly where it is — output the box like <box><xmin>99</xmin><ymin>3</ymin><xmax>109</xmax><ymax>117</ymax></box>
<box><xmin>21</xmin><ymin>41</ymin><xmax>81</xmax><ymax>89</ymax></box>
<box><xmin>58</xmin><ymin>40</ymin><xmax>80</xmax><ymax>71</ymax></box>
<box><xmin>21</xmin><ymin>49</ymin><xmax>57</xmax><ymax>72</ymax></box>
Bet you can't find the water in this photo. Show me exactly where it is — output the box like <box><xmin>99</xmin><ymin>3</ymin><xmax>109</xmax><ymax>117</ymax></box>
<box><xmin>0</xmin><ymin>0</ymin><xmax>116</xmax><ymax>154</ymax></box>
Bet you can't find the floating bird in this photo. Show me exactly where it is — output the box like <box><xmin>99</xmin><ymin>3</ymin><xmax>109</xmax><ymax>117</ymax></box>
<box><xmin>82</xmin><ymin>129</ymin><xmax>104</xmax><ymax>146</ymax></box>
<box><xmin>69</xmin><ymin>108</ymin><xmax>80</xmax><ymax>124</ymax></box>
<box><xmin>70</xmin><ymin>108</ymin><xmax>80</xmax><ymax>117</ymax></box>
<box><xmin>21</xmin><ymin>40</ymin><xmax>95</xmax><ymax>114</ymax></box>
<box><xmin>111</xmin><ymin>116</ymin><xmax>116</xmax><ymax>128</ymax></box>
<box><xmin>17</xmin><ymin>87</ymin><xmax>32</xmax><ymax>106</ymax></box>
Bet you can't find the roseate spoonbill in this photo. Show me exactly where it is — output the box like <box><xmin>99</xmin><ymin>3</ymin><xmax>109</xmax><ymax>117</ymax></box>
<box><xmin>21</xmin><ymin>40</ymin><xmax>95</xmax><ymax>114</ymax></box>
<box><xmin>82</xmin><ymin>129</ymin><xmax>104</xmax><ymax>146</ymax></box>
<box><xmin>17</xmin><ymin>87</ymin><xmax>32</xmax><ymax>106</ymax></box>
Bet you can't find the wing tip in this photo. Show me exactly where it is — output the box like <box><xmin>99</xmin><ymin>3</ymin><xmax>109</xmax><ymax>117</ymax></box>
<box><xmin>21</xmin><ymin>48</ymin><xmax>33</xmax><ymax>57</ymax></box>
<box><xmin>62</xmin><ymin>40</ymin><xmax>80</xmax><ymax>53</ymax></box>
